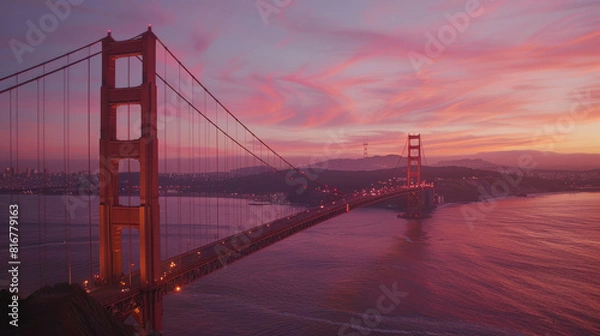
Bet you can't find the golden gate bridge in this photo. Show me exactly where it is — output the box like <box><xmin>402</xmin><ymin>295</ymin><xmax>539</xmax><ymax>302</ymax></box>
<box><xmin>0</xmin><ymin>27</ymin><xmax>435</xmax><ymax>335</ymax></box>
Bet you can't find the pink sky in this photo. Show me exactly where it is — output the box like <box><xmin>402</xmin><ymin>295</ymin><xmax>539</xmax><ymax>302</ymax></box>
<box><xmin>1</xmin><ymin>0</ymin><xmax>599</xmax><ymax>163</ymax></box>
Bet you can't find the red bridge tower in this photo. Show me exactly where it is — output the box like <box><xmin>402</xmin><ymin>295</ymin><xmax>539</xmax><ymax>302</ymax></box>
<box><xmin>99</xmin><ymin>27</ymin><xmax>162</xmax><ymax>335</ymax></box>
<box><xmin>406</xmin><ymin>134</ymin><xmax>422</xmax><ymax>218</ymax></box>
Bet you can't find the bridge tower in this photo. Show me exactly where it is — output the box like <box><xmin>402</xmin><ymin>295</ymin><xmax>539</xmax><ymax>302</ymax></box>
<box><xmin>406</xmin><ymin>133</ymin><xmax>422</xmax><ymax>218</ymax></box>
<box><xmin>99</xmin><ymin>27</ymin><xmax>162</xmax><ymax>334</ymax></box>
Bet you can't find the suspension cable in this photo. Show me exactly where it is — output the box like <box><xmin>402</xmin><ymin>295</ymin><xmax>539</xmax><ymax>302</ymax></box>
<box><xmin>155</xmin><ymin>37</ymin><xmax>317</xmax><ymax>183</ymax></box>
<box><xmin>155</xmin><ymin>73</ymin><xmax>309</xmax><ymax>189</ymax></box>
<box><xmin>0</xmin><ymin>38</ymin><xmax>103</xmax><ymax>82</ymax></box>
<box><xmin>0</xmin><ymin>51</ymin><xmax>101</xmax><ymax>95</ymax></box>
<box><xmin>394</xmin><ymin>136</ymin><xmax>409</xmax><ymax>169</ymax></box>
<box><xmin>1</xmin><ymin>31</ymin><xmax>147</xmax><ymax>95</ymax></box>
<box><xmin>134</xmin><ymin>49</ymin><xmax>336</xmax><ymax>197</ymax></box>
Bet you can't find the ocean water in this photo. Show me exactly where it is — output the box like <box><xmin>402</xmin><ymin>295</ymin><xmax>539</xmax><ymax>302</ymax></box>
<box><xmin>0</xmin><ymin>195</ymin><xmax>302</xmax><ymax>296</ymax></box>
<box><xmin>2</xmin><ymin>192</ymin><xmax>598</xmax><ymax>335</ymax></box>
<box><xmin>161</xmin><ymin>192</ymin><xmax>600</xmax><ymax>336</ymax></box>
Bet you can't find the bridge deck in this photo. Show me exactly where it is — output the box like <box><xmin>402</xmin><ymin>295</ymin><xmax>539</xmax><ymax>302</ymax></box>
<box><xmin>89</xmin><ymin>187</ymin><xmax>431</xmax><ymax>318</ymax></box>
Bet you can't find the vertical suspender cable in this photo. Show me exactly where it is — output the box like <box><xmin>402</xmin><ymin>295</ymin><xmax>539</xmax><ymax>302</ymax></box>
<box><xmin>225</xmin><ymin>113</ymin><xmax>229</xmax><ymax>234</ymax></box>
<box><xmin>199</xmin><ymin>96</ymin><xmax>203</xmax><ymax>246</ymax></box>
<box><xmin>215</xmin><ymin>100</ymin><xmax>219</xmax><ymax>240</ymax></box>
<box><xmin>87</xmin><ymin>49</ymin><xmax>93</xmax><ymax>282</ymax></box>
<box><xmin>163</xmin><ymin>48</ymin><xmax>168</xmax><ymax>259</ymax></box>
<box><xmin>245</xmin><ymin>131</ymin><xmax>248</xmax><ymax>224</ymax></box>
<box><xmin>63</xmin><ymin>62</ymin><xmax>71</xmax><ymax>285</ymax></box>
<box><xmin>8</xmin><ymin>90</ymin><xmax>12</xmax><ymax>205</ymax></box>
<box><xmin>260</xmin><ymin>138</ymin><xmax>264</xmax><ymax>225</ymax></box>
<box><xmin>191</xmin><ymin>93</ymin><xmax>196</xmax><ymax>249</ymax></box>
<box><xmin>204</xmin><ymin>90</ymin><xmax>209</xmax><ymax>245</ymax></box>
<box><xmin>63</xmin><ymin>66</ymin><xmax>67</xmax><ymax>282</ymax></box>
<box><xmin>127</xmin><ymin>57</ymin><xmax>133</xmax><ymax>286</ymax></box>
<box><xmin>188</xmin><ymin>99</ymin><xmax>192</xmax><ymax>252</ymax></box>
<box><xmin>236</xmin><ymin>122</ymin><xmax>239</xmax><ymax>232</ymax></box>
<box><xmin>68</xmin><ymin>58</ymin><xmax>73</xmax><ymax>284</ymax></box>
<box><xmin>36</xmin><ymin>78</ymin><xmax>42</xmax><ymax>286</ymax></box>
<box><xmin>177</xmin><ymin>65</ymin><xmax>182</xmax><ymax>256</ymax></box>
<box><xmin>421</xmin><ymin>139</ymin><xmax>428</xmax><ymax>167</ymax></box>
<box><xmin>200</xmin><ymin>90</ymin><xmax>204</xmax><ymax>245</ymax></box>
<box><xmin>15</xmin><ymin>75</ymin><xmax>19</xmax><ymax>201</ymax></box>
<box><xmin>42</xmin><ymin>66</ymin><xmax>48</xmax><ymax>281</ymax></box>
<box><xmin>68</xmin><ymin>60</ymin><xmax>73</xmax><ymax>284</ymax></box>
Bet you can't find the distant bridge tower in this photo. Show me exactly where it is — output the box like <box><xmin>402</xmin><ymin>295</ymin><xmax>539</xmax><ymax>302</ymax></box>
<box><xmin>407</xmin><ymin>134</ymin><xmax>421</xmax><ymax>186</ymax></box>
<box><xmin>406</xmin><ymin>134</ymin><xmax>422</xmax><ymax>218</ymax></box>
<box><xmin>363</xmin><ymin>136</ymin><xmax>368</xmax><ymax>158</ymax></box>
<box><xmin>99</xmin><ymin>27</ymin><xmax>162</xmax><ymax>334</ymax></box>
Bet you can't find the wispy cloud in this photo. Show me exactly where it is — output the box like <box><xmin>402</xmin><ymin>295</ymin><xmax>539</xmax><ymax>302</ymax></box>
<box><xmin>1</xmin><ymin>0</ymin><xmax>598</xmax><ymax>160</ymax></box>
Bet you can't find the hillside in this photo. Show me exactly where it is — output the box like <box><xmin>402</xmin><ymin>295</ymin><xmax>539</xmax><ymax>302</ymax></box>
<box><xmin>165</xmin><ymin>166</ymin><xmax>581</xmax><ymax>204</ymax></box>
<box><xmin>1</xmin><ymin>284</ymin><xmax>133</xmax><ymax>336</ymax></box>
<box><xmin>298</xmin><ymin>151</ymin><xmax>600</xmax><ymax>172</ymax></box>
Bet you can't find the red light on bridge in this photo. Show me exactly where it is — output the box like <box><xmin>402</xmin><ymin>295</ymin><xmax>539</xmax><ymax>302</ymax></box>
<box><xmin>175</xmin><ymin>286</ymin><xmax>182</xmax><ymax>292</ymax></box>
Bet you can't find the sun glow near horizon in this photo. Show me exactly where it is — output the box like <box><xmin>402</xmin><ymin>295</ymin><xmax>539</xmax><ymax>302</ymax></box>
<box><xmin>0</xmin><ymin>0</ymin><xmax>598</xmax><ymax>165</ymax></box>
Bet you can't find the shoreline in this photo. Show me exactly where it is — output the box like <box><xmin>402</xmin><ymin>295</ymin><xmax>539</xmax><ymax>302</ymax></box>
<box><xmin>438</xmin><ymin>189</ymin><xmax>600</xmax><ymax>209</ymax></box>
<box><xmin>1</xmin><ymin>189</ymin><xmax>598</xmax><ymax>205</ymax></box>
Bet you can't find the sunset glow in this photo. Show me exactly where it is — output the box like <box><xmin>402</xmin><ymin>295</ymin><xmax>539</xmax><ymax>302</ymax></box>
<box><xmin>0</xmin><ymin>0</ymin><xmax>598</xmax><ymax>161</ymax></box>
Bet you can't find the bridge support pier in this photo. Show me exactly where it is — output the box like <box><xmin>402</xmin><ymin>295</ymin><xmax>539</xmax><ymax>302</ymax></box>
<box><xmin>141</xmin><ymin>288</ymin><xmax>163</xmax><ymax>335</ymax></box>
<box><xmin>100</xmin><ymin>27</ymin><xmax>162</xmax><ymax>335</ymax></box>
<box><xmin>406</xmin><ymin>189</ymin><xmax>422</xmax><ymax>218</ymax></box>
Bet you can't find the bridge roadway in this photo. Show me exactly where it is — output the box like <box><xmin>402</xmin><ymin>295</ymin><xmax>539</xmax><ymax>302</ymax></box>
<box><xmin>89</xmin><ymin>186</ymin><xmax>430</xmax><ymax>319</ymax></box>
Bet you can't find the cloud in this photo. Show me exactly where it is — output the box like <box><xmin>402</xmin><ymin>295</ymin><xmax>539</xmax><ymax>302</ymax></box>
<box><xmin>2</xmin><ymin>0</ymin><xmax>600</xmax><ymax>168</ymax></box>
